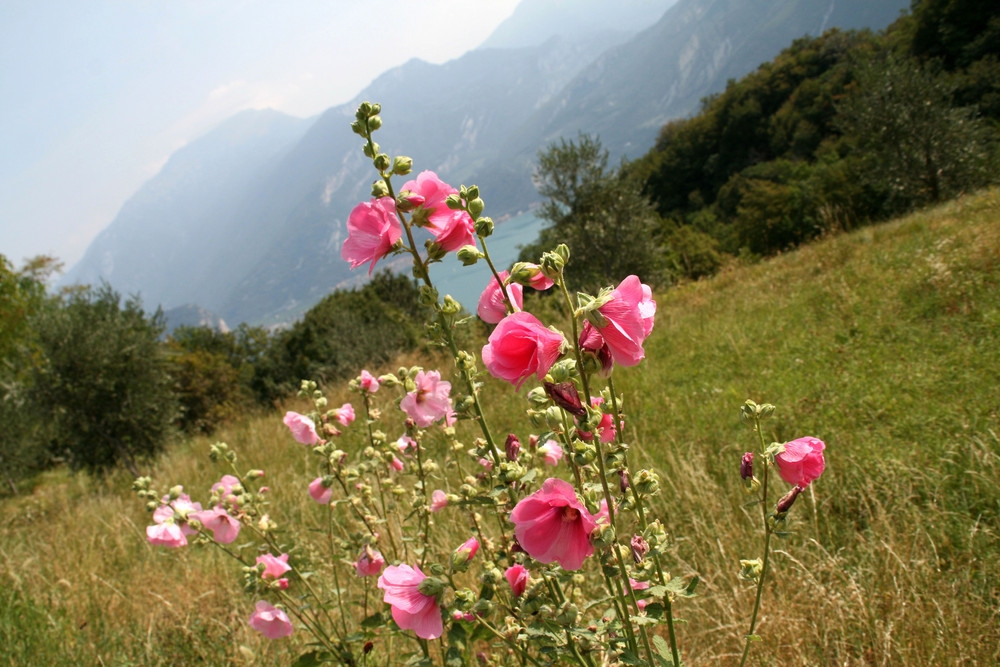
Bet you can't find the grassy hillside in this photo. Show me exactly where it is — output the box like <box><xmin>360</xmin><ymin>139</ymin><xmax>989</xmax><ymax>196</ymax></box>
<box><xmin>2</xmin><ymin>189</ymin><xmax>998</xmax><ymax>665</ymax></box>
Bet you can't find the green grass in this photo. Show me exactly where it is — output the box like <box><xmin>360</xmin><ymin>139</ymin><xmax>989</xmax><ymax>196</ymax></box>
<box><xmin>2</xmin><ymin>189</ymin><xmax>999</xmax><ymax>665</ymax></box>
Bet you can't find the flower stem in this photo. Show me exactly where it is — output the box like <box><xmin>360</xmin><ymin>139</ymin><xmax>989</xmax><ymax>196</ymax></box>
<box><xmin>738</xmin><ymin>413</ymin><xmax>774</xmax><ymax>667</ymax></box>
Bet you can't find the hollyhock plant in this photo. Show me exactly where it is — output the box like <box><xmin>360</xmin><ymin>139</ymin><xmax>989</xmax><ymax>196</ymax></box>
<box><xmin>430</xmin><ymin>489</ymin><xmax>448</xmax><ymax>512</ymax></box>
<box><xmin>355</xmin><ymin>545</ymin><xmax>385</xmax><ymax>577</ymax></box>
<box><xmin>593</xmin><ymin>275</ymin><xmax>656</xmax><ymax>367</ymax></box>
<box><xmin>340</xmin><ymin>197</ymin><xmax>402</xmax><ymax>275</ymax></box>
<box><xmin>284</xmin><ymin>411</ymin><xmax>319</xmax><ymax>445</ymax></box>
<box><xmin>400</xmin><ymin>370</ymin><xmax>453</xmax><ymax>428</ymax></box>
<box><xmin>146</xmin><ymin>493</ymin><xmax>202</xmax><ymax>547</ymax></box>
<box><xmin>428</xmin><ymin>210</ymin><xmax>477</xmax><ymax>252</ymax></box>
<box><xmin>333</xmin><ymin>403</ymin><xmax>355</xmax><ymax>427</ymax></box>
<box><xmin>359</xmin><ymin>370</ymin><xmax>380</xmax><ymax>393</ymax></box>
<box><xmin>400</xmin><ymin>170</ymin><xmax>458</xmax><ymax>227</ymax></box>
<box><xmin>510</xmin><ymin>478</ymin><xmax>597</xmax><ymax>571</ymax></box>
<box><xmin>477</xmin><ymin>270</ymin><xmax>523</xmax><ymax>324</ymax></box>
<box><xmin>377</xmin><ymin>564</ymin><xmax>444</xmax><ymax>640</ymax></box>
<box><xmin>538</xmin><ymin>439</ymin><xmax>563</xmax><ymax>466</ymax></box>
<box><xmin>211</xmin><ymin>474</ymin><xmax>241</xmax><ymax>507</ymax></box>
<box><xmin>390</xmin><ymin>456</ymin><xmax>405</xmax><ymax>471</ymax></box>
<box><xmin>146</xmin><ymin>521</ymin><xmax>189</xmax><ymax>548</ymax></box>
<box><xmin>248</xmin><ymin>601</ymin><xmax>293</xmax><ymax>639</ymax></box>
<box><xmin>257</xmin><ymin>552</ymin><xmax>292</xmax><ymax>580</ymax></box>
<box><xmin>579</xmin><ymin>321</ymin><xmax>614</xmax><ymax>378</ymax></box>
<box><xmin>505</xmin><ymin>564</ymin><xmax>529</xmax><ymax>598</ymax></box>
<box><xmin>774</xmin><ymin>436</ymin><xmax>826</xmax><ymax>487</ymax></box>
<box><xmin>482</xmin><ymin>311</ymin><xmax>565</xmax><ymax>389</ymax></box>
<box><xmin>454</xmin><ymin>536</ymin><xmax>479</xmax><ymax>562</ymax></box>
<box><xmin>308</xmin><ymin>477</ymin><xmax>333</xmax><ymax>504</ymax></box>
<box><xmin>191</xmin><ymin>505</ymin><xmax>240</xmax><ymax>544</ymax></box>
<box><xmin>577</xmin><ymin>397</ymin><xmax>618</xmax><ymax>443</ymax></box>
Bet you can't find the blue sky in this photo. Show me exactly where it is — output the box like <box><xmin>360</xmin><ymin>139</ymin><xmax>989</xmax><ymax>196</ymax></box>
<box><xmin>0</xmin><ymin>0</ymin><xmax>520</xmax><ymax>271</ymax></box>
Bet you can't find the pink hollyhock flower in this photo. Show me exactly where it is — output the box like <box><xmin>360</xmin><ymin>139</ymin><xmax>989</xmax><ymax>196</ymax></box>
<box><xmin>248</xmin><ymin>600</ymin><xmax>293</xmax><ymax>639</ymax></box>
<box><xmin>594</xmin><ymin>275</ymin><xmax>656</xmax><ymax>367</ymax></box>
<box><xmin>283</xmin><ymin>411</ymin><xmax>319</xmax><ymax>445</ymax></box>
<box><xmin>309</xmin><ymin>477</ymin><xmax>333</xmax><ymax>504</ymax></box>
<box><xmin>629</xmin><ymin>578</ymin><xmax>650</xmax><ymax>611</ymax></box>
<box><xmin>430</xmin><ymin>489</ymin><xmax>449</xmax><ymax>512</ymax></box>
<box><xmin>477</xmin><ymin>457</ymin><xmax>493</xmax><ymax>471</ymax></box>
<box><xmin>257</xmin><ymin>552</ymin><xmax>292</xmax><ymax>583</ymax></box>
<box><xmin>509</xmin><ymin>478</ymin><xmax>597</xmax><ymax>571</ymax></box>
<box><xmin>477</xmin><ymin>270</ymin><xmax>523</xmax><ymax>324</ymax></box>
<box><xmin>341</xmin><ymin>197</ymin><xmax>402</xmax><ymax>275</ymax></box>
<box><xmin>191</xmin><ymin>505</ymin><xmax>240</xmax><ymax>544</ymax></box>
<box><xmin>538</xmin><ymin>439</ymin><xmax>563</xmax><ymax>466</ymax></box>
<box><xmin>505</xmin><ymin>564</ymin><xmax>529</xmax><ymax>598</ymax></box>
<box><xmin>146</xmin><ymin>522</ymin><xmax>189</xmax><ymax>548</ymax></box>
<box><xmin>355</xmin><ymin>545</ymin><xmax>385</xmax><ymax>577</ymax></box>
<box><xmin>211</xmin><ymin>474</ymin><xmax>241</xmax><ymax>507</ymax></box>
<box><xmin>396</xmin><ymin>434</ymin><xmax>418</xmax><ymax>455</ymax></box>
<box><xmin>146</xmin><ymin>493</ymin><xmax>202</xmax><ymax>547</ymax></box>
<box><xmin>579</xmin><ymin>321</ymin><xmax>614</xmax><ymax>378</ymax></box>
<box><xmin>525</xmin><ymin>264</ymin><xmax>555</xmax><ymax>291</ymax></box>
<box><xmin>774</xmin><ymin>437</ymin><xmax>826</xmax><ymax>487</ymax></box>
<box><xmin>377</xmin><ymin>564</ymin><xmax>444</xmax><ymax>640</ymax></box>
<box><xmin>580</xmin><ymin>397</ymin><xmax>618</xmax><ymax>443</ymax></box>
<box><xmin>454</xmin><ymin>537</ymin><xmax>479</xmax><ymax>562</ymax></box>
<box><xmin>359</xmin><ymin>370</ymin><xmax>380</xmax><ymax>393</ymax></box>
<box><xmin>333</xmin><ymin>403</ymin><xmax>355</xmax><ymax>427</ymax></box>
<box><xmin>400</xmin><ymin>171</ymin><xmax>457</xmax><ymax>226</ymax></box>
<box><xmin>429</xmin><ymin>210</ymin><xmax>476</xmax><ymax>252</ymax></box>
<box><xmin>594</xmin><ymin>498</ymin><xmax>611</xmax><ymax>527</ymax></box>
<box><xmin>481</xmin><ymin>312</ymin><xmax>565</xmax><ymax>390</ymax></box>
<box><xmin>400</xmin><ymin>370</ymin><xmax>453</xmax><ymax>428</ymax></box>
<box><xmin>390</xmin><ymin>456</ymin><xmax>405</xmax><ymax>471</ymax></box>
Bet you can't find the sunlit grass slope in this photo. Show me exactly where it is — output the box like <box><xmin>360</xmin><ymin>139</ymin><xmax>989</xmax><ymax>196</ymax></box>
<box><xmin>1</xmin><ymin>189</ymin><xmax>998</xmax><ymax>665</ymax></box>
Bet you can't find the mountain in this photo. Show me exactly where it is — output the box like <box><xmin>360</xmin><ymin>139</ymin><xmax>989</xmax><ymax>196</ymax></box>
<box><xmin>63</xmin><ymin>0</ymin><xmax>910</xmax><ymax>326</ymax></box>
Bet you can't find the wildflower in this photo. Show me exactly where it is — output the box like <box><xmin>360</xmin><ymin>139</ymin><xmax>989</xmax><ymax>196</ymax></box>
<box><xmin>774</xmin><ymin>437</ymin><xmax>826</xmax><ymax>487</ymax></box>
<box><xmin>191</xmin><ymin>505</ymin><xmax>240</xmax><ymax>544</ymax></box>
<box><xmin>477</xmin><ymin>270</ymin><xmax>523</xmax><ymax>324</ymax></box>
<box><xmin>592</xmin><ymin>275</ymin><xmax>656</xmax><ymax>367</ymax></box>
<box><xmin>341</xmin><ymin>197</ymin><xmax>402</xmax><ymax>275</ymax></box>
<box><xmin>509</xmin><ymin>478</ymin><xmax>596</xmax><ymax>571</ymax></box>
<box><xmin>283</xmin><ymin>411</ymin><xmax>319</xmax><ymax>445</ymax></box>
<box><xmin>377</xmin><ymin>564</ymin><xmax>444</xmax><ymax>639</ymax></box>
<box><xmin>333</xmin><ymin>403</ymin><xmax>355</xmax><ymax>427</ymax></box>
<box><xmin>430</xmin><ymin>489</ymin><xmax>449</xmax><ymax>512</ymax></box>
<box><xmin>482</xmin><ymin>312</ymin><xmax>565</xmax><ymax>390</ymax></box>
<box><xmin>538</xmin><ymin>439</ymin><xmax>563</xmax><ymax>466</ymax></box>
<box><xmin>308</xmin><ymin>477</ymin><xmax>333</xmax><ymax>504</ymax></box>
<box><xmin>248</xmin><ymin>601</ymin><xmax>293</xmax><ymax>639</ymax></box>
<box><xmin>359</xmin><ymin>370</ymin><xmax>380</xmax><ymax>393</ymax></box>
<box><xmin>505</xmin><ymin>564</ymin><xmax>529</xmax><ymax>598</ymax></box>
<box><xmin>400</xmin><ymin>370</ymin><xmax>453</xmax><ymax>428</ymax></box>
<box><xmin>355</xmin><ymin>545</ymin><xmax>386</xmax><ymax>577</ymax></box>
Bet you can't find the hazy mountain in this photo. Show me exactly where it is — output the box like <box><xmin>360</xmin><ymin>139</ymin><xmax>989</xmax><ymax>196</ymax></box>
<box><xmin>64</xmin><ymin>0</ymin><xmax>910</xmax><ymax>326</ymax></box>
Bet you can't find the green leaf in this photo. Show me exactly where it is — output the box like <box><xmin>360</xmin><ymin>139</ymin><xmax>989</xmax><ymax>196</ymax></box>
<box><xmin>445</xmin><ymin>647</ymin><xmax>465</xmax><ymax>667</ymax></box>
<box><xmin>291</xmin><ymin>651</ymin><xmax>336</xmax><ymax>667</ymax></box>
<box><xmin>618</xmin><ymin>650</ymin><xmax>645</xmax><ymax>665</ymax></box>
<box><xmin>447</xmin><ymin>622</ymin><xmax>468</xmax><ymax>650</ymax></box>
<box><xmin>746</xmin><ymin>634</ymin><xmax>762</xmax><ymax>642</ymax></box>
<box><xmin>652</xmin><ymin>635</ymin><xmax>675</xmax><ymax>666</ymax></box>
<box><xmin>360</xmin><ymin>611</ymin><xmax>385</xmax><ymax>628</ymax></box>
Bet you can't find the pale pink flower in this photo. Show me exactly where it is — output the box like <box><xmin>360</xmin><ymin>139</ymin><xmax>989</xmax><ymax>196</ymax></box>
<box><xmin>538</xmin><ymin>439</ymin><xmax>563</xmax><ymax>466</ymax></box>
<box><xmin>454</xmin><ymin>537</ymin><xmax>479</xmax><ymax>562</ymax></box>
<box><xmin>146</xmin><ymin>493</ymin><xmax>202</xmax><ymax>547</ymax></box>
<box><xmin>396</xmin><ymin>434</ymin><xmax>418</xmax><ymax>455</ymax></box>
<box><xmin>256</xmin><ymin>553</ymin><xmax>291</xmax><ymax>590</ymax></box>
<box><xmin>248</xmin><ymin>600</ymin><xmax>293</xmax><ymax>639</ymax></box>
<box><xmin>359</xmin><ymin>370</ymin><xmax>380</xmax><ymax>393</ymax></box>
<box><xmin>211</xmin><ymin>474</ymin><xmax>241</xmax><ymax>508</ymax></box>
<box><xmin>775</xmin><ymin>436</ymin><xmax>826</xmax><ymax>488</ymax></box>
<box><xmin>283</xmin><ymin>411</ymin><xmax>319</xmax><ymax>445</ymax></box>
<box><xmin>390</xmin><ymin>456</ymin><xmax>405</xmax><ymax>471</ymax></box>
<box><xmin>341</xmin><ymin>197</ymin><xmax>402</xmax><ymax>275</ymax></box>
<box><xmin>308</xmin><ymin>477</ymin><xmax>333</xmax><ymax>504</ymax></box>
<box><xmin>477</xmin><ymin>457</ymin><xmax>493</xmax><ymax>471</ymax></box>
<box><xmin>146</xmin><ymin>522</ymin><xmax>188</xmax><ymax>548</ymax></box>
<box><xmin>191</xmin><ymin>505</ymin><xmax>240</xmax><ymax>544</ymax></box>
<box><xmin>594</xmin><ymin>275</ymin><xmax>656</xmax><ymax>367</ymax></box>
<box><xmin>430</xmin><ymin>489</ymin><xmax>449</xmax><ymax>512</ymax></box>
<box><xmin>377</xmin><ymin>564</ymin><xmax>443</xmax><ymax>640</ymax></box>
<box><xmin>482</xmin><ymin>312</ymin><xmax>565</xmax><ymax>390</ymax></box>
<box><xmin>505</xmin><ymin>564</ymin><xmax>529</xmax><ymax>598</ymax></box>
<box><xmin>509</xmin><ymin>478</ymin><xmax>596</xmax><ymax>571</ymax></box>
<box><xmin>333</xmin><ymin>403</ymin><xmax>355</xmax><ymax>427</ymax></box>
<box><xmin>355</xmin><ymin>545</ymin><xmax>385</xmax><ymax>577</ymax></box>
<box><xmin>477</xmin><ymin>270</ymin><xmax>523</xmax><ymax>324</ymax></box>
<box><xmin>400</xmin><ymin>370</ymin><xmax>453</xmax><ymax>428</ymax></box>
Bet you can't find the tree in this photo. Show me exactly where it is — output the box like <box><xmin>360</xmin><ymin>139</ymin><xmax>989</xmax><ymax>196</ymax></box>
<box><xmin>520</xmin><ymin>134</ymin><xmax>666</xmax><ymax>290</ymax></box>
<box><xmin>30</xmin><ymin>284</ymin><xmax>176</xmax><ymax>474</ymax></box>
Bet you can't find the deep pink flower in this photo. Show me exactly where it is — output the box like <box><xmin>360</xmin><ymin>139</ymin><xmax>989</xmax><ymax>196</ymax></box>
<box><xmin>579</xmin><ymin>321</ymin><xmax>614</xmax><ymax>378</ymax></box>
<box><xmin>355</xmin><ymin>545</ymin><xmax>385</xmax><ymax>577</ymax></box>
<box><xmin>333</xmin><ymin>403</ymin><xmax>355</xmax><ymax>427</ymax></box>
<box><xmin>309</xmin><ymin>477</ymin><xmax>333</xmax><ymax>504</ymax></box>
<box><xmin>191</xmin><ymin>505</ymin><xmax>240</xmax><ymax>544</ymax></box>
<box><xmin>377</xmin><ymin>564</ymin><xmax>443</xmax><ymax>640</ymax></box>
<box><xmin>429</xmin><ymin>210</ymin><xmax>476</xmax><ymax>252</ymax></box>
<box><xmin>283</xmin><ymin>411</ymin><xmax>319</xmax><ymax>445</ymax></box>
<box><xmin>400</xmin><ymin>171</ymin><xmax>457</xmax><ymax>228</ymax></box>
<box><xmin>390</xmin><ymin>456</ymin><xmax>405</xmax><ymax>471</ymax></box>
<box><xmin>477</xmin><ymin>270</ymin><xmax>523</xmax><ymax>324</ymax></box>
<box><xmin>538</xmin><ymin>439</ymin><xmax>563</xmax><ymax>466</ymax></box>
<box><xmin>400</xmin><ymin>370</ymin><xmax>453</xmax><ymax>428</ymax></box>
<box><xmin>248</xmin><ymin>600</ymin><xmax>293</xmax><ymax>639</ymax></box>
<box><xmin>430</xmin><ymin>489</ymin><xmax>449</xmax><ymax>512</ymax></box>
<box><xmin>774</xmin><ymin>437</ymin><xmax>826</xmax><ymax>487</ymax></box>
<box><xmin>509</xmin><ymin>478</ymin><xmax>596</xmax><ymax>571</ymax></box>
<box><xmin>505</xmin><ymin>564</ymin><xmax>529</xmax><ymax>598</ymax></box>
<box><xmin>454</xmin><ymin>537</ymin><xmax>479</xmax><ymax>562</ymax></box>
<box><xmin>257</xmin><ymin>553</ymin><xmax>292</xmax><ymax>580</ymax></box>
<box><xmin>594</xmin><ymin>275</ymin><xmax>656</xmax><ymax>367</ymax></box>
<box><xmin>525</xmin><ymin>264</ymin><xmax>555</xmax><ymax>291</ymax></box>
<box><xmin>341</xmin><ymin>197</ymin><xmax>402</xmax><ymax>275</ymax></box>
<box><xmin>359</xmin><ymin>370</ymin><xmax>380</xmax><ymax>393</ymax></box>
<box><xmin>629</xmin><ymin>578</ymin><xmax>650</xmax><ymax>611</ymax></box>
<box><xmin>482</xmin><ymin>312</ymin><xmax>565</xmax><ymax>390</ymax></box>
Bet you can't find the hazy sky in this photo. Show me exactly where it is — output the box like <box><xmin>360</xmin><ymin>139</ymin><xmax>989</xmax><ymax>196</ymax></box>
<box><xmin>0</xmin><ymin>0</ymin><xmax>520</xmax><ymax>272</ymax></box>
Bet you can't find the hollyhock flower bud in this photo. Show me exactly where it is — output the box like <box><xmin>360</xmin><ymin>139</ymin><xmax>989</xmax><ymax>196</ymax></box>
<box><xmin>256</xmin><ymin>553</ymin><xmax>292</xmax><ymax>581</ymax></box>
<box><xmin>359</xmin><ymin>370</ymin><xmax>380</xmax><ymax>393</ymax></box>
<box><xmin>341</xmin><ymin>197</ymin><xmax>402</xmax><ymax>275</ymax></box>
<box><xmin>308</xmin><ymin>477</ymin><xmax>333</xmax><ymax>504</ymax></box>
<box><xmin>248</xmin><ymin>601</ymin><xmax>293</xmax><ymax>639</ymax></box>
<box><xmin>510</xmin><ymin>478</ymin><xmax>597</xmax><ymax>571</ymax></box>
<box><xmin>505</xmin><ymin>564</ymin><xmax>529</xmax><ymax>598</ymax></box>
<box><xmin>482</xmin><ymin>312</ymin><xmax>565</xmax><ymax>390</ymax></box>
<box><xmin>630</xmin><ymin>535</ymin><xmax>649</xmax><ymax>563</ymax></box>
<box><xmin>619</xmin><ymin>470</ymin><xmax>630</xmax><ymax>494</ymax></box>
<box><xmin>740</xmin><ymin>452</ymin><xmax>754</xmax><ymax>480</ymax></box>
<box><xmin>378</xmin><ymin>564</ymin><xmax>444</xmax><ymax>639</ymax></box>
<box><xmin>191</xmin><ymin>506</ymin><xmax>240</xmax><ymax>544</ymax></box>
<box><xmin>333</xmin><ymin>403</ymin><xmax>355</xmax><ymax>427</ymax></box>
<box><xmin>505</xmin><ymin>434</ymin><xmax>521</xmax><ymax>462</ymax></box>
<box><xmin>430</xmin><ymin>489</ymin><xmax>449</xmax><ymax>512</ymax></box>
<box><xmin>457</xmin><ymin>244</ymin><xmax>484</xmax><ymax>265</ymax></box>
<box><xmin>543</xmin><ymin>381</ymin><xmax>587</xmax><ymax>417</ymax></box>
<box><xmin>212</xmin><ymin>474</ymin><xmax>241</xmax><ymax>507</ymax></box>
<box><xmin>477</xmin><ymin>270</ymin><xmax>524</xmax><ymax>324</ymax></box>
<box><xmin>774</xmin><ymin>437</ymin><xmax>826</xmax><ymax>487</ymax></box>
<box><xmin>355</xmin><ymin>545</ymin><xmax>386</xmax><ymax>577</ymax></box>
<box><xmin>283</xmin><ymin>411</ymin><xmax>319</xmax><ymax>445</ymax></box>
<box><xmin>593</xmin><ymin>275</ymin><xmax>656</xmax><ymax>367</ymax></box>
<box><xmin>396</xmin><ymin>190</ymin><xmax>425</xmax><ymax>212</ymax></box>
<box><xmin>452</xmin><ymin>537</ymin><xmax>480</xmax><ymax>568</ymax></box>
<box><xmin>776</xmin><ymin>485</ymin><xmax>804</xmax><ymax>514</ymax></box>
<box><xmin>396</xmin><ymin>434</ymin><xmax>417</xmax><ymax>455</ymax></box>
<box><xmin>538</xmin><ymin>439</ymin><xmax>563</xmax><ymax>466</ymax></box>
<box><xmin>579</xmin><ymin>321</ymin><xmax>614</xmax><ymax>378</ymax></box>
<box><xmin>400</xmin><ymin>370</ymin><xmax>453</xmax><ymax>428</ymax></box>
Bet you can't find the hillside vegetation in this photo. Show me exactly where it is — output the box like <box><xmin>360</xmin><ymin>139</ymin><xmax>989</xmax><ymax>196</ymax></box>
<box><xmin>2</xmin><ymin>189</ymin><xmax>997</xmax><ymax>665</ymax></box>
